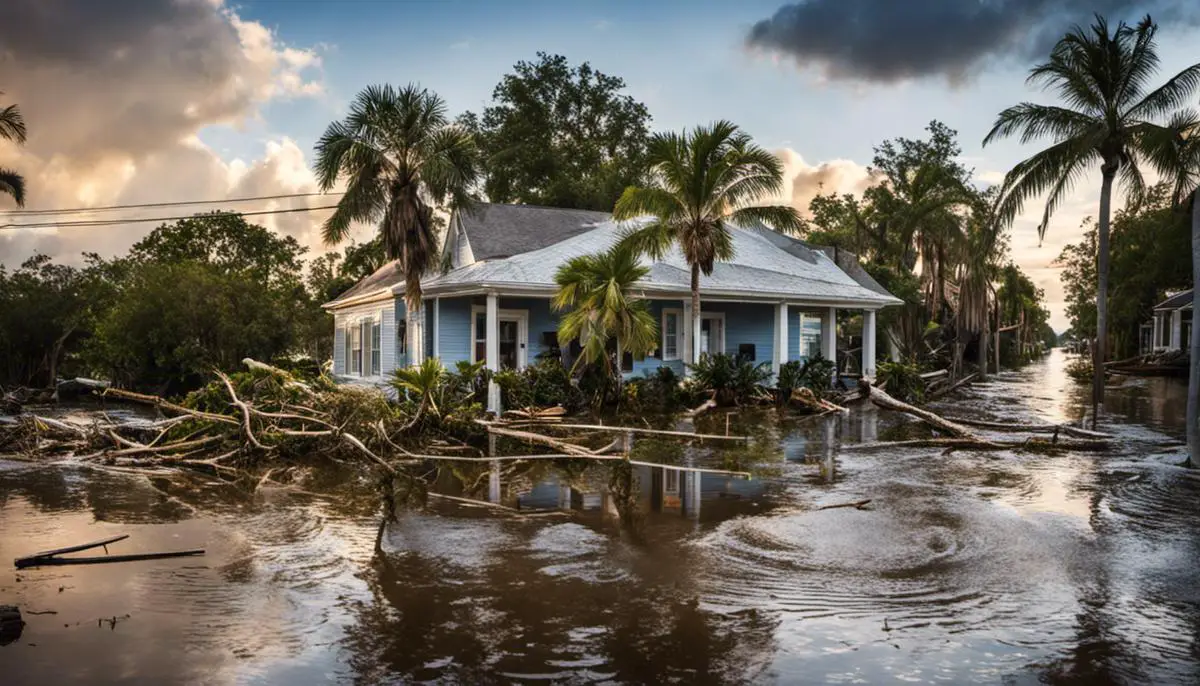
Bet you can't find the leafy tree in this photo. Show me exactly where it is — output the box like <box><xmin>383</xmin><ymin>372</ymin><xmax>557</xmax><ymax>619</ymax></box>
<box><xmin>1142</xmin><ymin>110</ymin><xmax>1200</xmax><ymax>464</ymax></box>
<box><xmin>0</xmin><ymin>98</ymin><xmax>27</xmax><ymax>206</ymax></box>
<box><xmin>0</xmin><ymin>254</ymin><xmax>111</xmax><ymax>387</ymax></box>
<box><xmin>614</xmin><ymin>120</ymin><xmax>802</xmax><ymax>363</ymax></box>
<box><xmin>552</xmin><ymin>241</ymin><xmax>658</xmax><ymax>382</ymax></box>
<box><xmin>315</xmin><ymin>83</ymin><xmax>480</xmax><ymax>342</ymax></box>
<box><xmin>462</xmin><ymin>53</ymin><xmax>651</xmax><ymax>211</ymax></box>
<box><xmin>1056</xmin><ymin>223</ymin><xmax>1098</xmax><ymax>341</ymax></box>
<box><xmin>983</xmin><ymin>14</ymin><xmax>1200</xmax><ymax>422</ymax></box>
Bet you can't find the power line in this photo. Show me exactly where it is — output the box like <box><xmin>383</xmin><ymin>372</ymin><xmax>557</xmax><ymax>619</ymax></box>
<box><xmin>0</xmin><ymin>204</ymin><xmax>340</xmax><ymax>230</ymax></box>
<box><xmin>0</xmin><ymin>191</ymin><xmax>344</xmax><ymax>217</ymax></box>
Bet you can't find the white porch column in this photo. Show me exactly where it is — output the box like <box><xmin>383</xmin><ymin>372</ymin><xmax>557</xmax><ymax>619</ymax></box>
<box><xmin>690</xmin><ymin>300</ymin><xmax>702</xmax><ymax>364</ymax></box>
<box><xmin>1171</xmin><ymin>309</ymin><xmax>1183</xmax><ymax>349</ymax></box>
<box><xmin>821</xmin><ymin>306</ymin><xmax>837</xmax><ymax>381</ymax></box>
<box><xmin>682</xmin><ymin>299</ymin><xmax>695</xmax><ymax>371</ymax></box>
<box><xmin>773</xmin><ymin>302</ymin><xmax>789</xmax><ymax>376</ymax></box>
<box><xmin>863</xmin><ymin>309</ymin><xmax>877</xmax><ymax>380</ymax></box>
<box><xmin>407</xmin><ymin>301</ymin><xmax>425</xmax><ymax>367</ymax></box>
<box><xmin>486</xmin><ymin>292</ymin><xmax>501</xmax><ymax>414</ymax></box>
<box><xmin>433</xmin><ymin>297</ymin><xmax>441</xmax><ymax>360</ymax></box>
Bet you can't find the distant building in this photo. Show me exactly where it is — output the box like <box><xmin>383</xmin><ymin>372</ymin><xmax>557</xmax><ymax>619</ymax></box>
<box><xmin>1144</xmin><ymin>289</ymin><xmax>1192</xmax><ymax>354</ymax></box>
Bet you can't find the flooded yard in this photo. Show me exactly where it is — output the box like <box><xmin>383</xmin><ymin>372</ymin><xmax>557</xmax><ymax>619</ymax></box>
<box><xmin>3</xmin><ymin>349</ymin><xmax>1199</xmax><ymax>684</ymax></box>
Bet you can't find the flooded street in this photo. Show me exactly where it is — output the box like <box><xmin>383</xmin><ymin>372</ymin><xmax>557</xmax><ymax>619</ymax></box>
<box><xmin>3</xmin><ymin>349</ymin><xmax>1200</xmax><ymax>684</ymax></box>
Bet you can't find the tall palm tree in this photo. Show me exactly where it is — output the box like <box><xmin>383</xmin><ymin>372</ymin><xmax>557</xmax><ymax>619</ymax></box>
<box><xmin>552</xmin><ymin>241</ymin><xmax>658</xmax><ymax>379</ymax></box>
<box><xmin>957</xmin><ymin>191</ymin><xmax>1009</xmax><ymax>380</ymax></box>
<box><xmin>315</xmin><ymin>84</ymin><xmax>480</xmax><ymax>359</ymax></box>
<box><xmin>0</xmin><ymin>99</ymin><xmax>27</xmax><ymax>206</ymax></box>
<box><xmin>983</xmin><ymin>14</ymin><xmax>1200</xmax><ymax>425</ymax></box>
<box><xmin>613</xmin><ymin>120</ymin><xmax>802</xmax><ymax>363</ymax></box>
<box><xmin>1142</xmin><ymin>110</ymin><xmax>1200</xmax><ymax>466</ymax></box>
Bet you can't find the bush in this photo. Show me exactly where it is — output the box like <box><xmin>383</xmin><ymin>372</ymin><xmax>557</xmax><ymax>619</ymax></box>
<box><xmin>776</xmin><ymin>354</ymin><xmax>835</xmax><ymax>401</ymax></box>
<box><xmin>1065</xmin><ymin>356</ymin><xmax>1093</xmax><ymax>384</ymax></box>
<box><xmin>875</xmin><ymin>360</ymin><xmax>925</xmax><ymax>403</ymax></box>
<box><xmin>621</xmin><ymin>365</ymin><xmax>694</xmax><ymax>413</ymax></box>
<box><xmin>495</xmin><ymin>358</ymin><xmax>583</xmax><ymax>411</ymax></box>
<box><xmin>687</xmin><ymin>353</ymin><xmax>773</xmax><ymax>406</ymax></box>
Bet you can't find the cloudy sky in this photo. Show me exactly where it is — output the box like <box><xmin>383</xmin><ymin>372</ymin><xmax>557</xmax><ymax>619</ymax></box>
<box><xmin>2</xmin><ymin>0</ymin><xmax>1199</xmax><ymax>330</ymax></box>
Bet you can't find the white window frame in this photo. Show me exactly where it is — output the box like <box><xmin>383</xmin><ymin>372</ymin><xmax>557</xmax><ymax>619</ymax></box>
<box><xmin>469</xmin><ymin>305</ymin><xmax>530</xmax><ymax>370</ymax></box>
<box><xmin>370</xmin><ymin>318</ymin><xmax>382</xmax><ymax>376</ymax></box>
<box><xmin>799</xmin><ymin>312</ymin><xmax>823</xmax><ymax>360</ymax></box>
<box><xmin>698</xmin><ymin>312</ymin><xmax>726</xmax><ymax>357</ymax></box>
<box><xmin>349</xmin><ymin>320</ymin><xmax>363</xmax><ymax>376</ymax></box>
<box><xmin>661</xmin><ymin>308</ymin><xmax>683</xmax><ymax>361</ymax></box>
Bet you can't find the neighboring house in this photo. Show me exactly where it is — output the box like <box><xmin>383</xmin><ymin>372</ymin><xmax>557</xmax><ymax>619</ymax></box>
<box><xmin>324</xmin><ymin>202</ymin><xmax>901</xmax><ymax>411</ymax></box>
<box><xmin>1144</xmin><ymin>289</ymin><xmax>1193</xmax><ymax>354</ymax></box>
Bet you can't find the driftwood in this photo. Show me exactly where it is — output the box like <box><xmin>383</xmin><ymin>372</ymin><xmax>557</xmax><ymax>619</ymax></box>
<box><xmin>477</xmin><ymin>420</ymin><xmax>598</xmax><ymax>457</ymax></box>
<box><xmin>859</xmin><ymin>381</ymin><xmax>974</xmax><ymax>438</ymax></box>
<box><xmin>943</xmin><ymin>416</ymin><xmax>1112</xmax><ymax>440</ymax></box>
<box><xmin>14</xmin><ymin>533</ymin><xmax>204</xmax><ymax>569</ymax></box>
<box><xmin>928</xmin><ymin>373</ymin><xmax>977</xmax><ymax>401</ymax></box>
<box><xmin>817</xmin><ymin>499</ymin><xmax>873</xmax><ymax>510</ymax></box>
<box><xmin>498</xmin><ymin>421</ymin><xmax>751</xmax><ymax>443</ymax></box>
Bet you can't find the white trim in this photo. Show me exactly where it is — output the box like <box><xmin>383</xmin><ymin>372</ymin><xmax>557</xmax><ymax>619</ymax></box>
<box><xmin>698</xmin><ymin>311</ymin><xmax>726</xmax><ymax>357</ymax></box>
<box><xmin>471</xmin><ymin>304</ymin><xmax>530</xmax><ymax>370</ymax></box>
<box><xmin>419</xmin><ymin>283</ymin><xmax>900</xmax><ymax>308</ymax></box>
<box><xmin>433</xmin><ymin>297</ymin><xmax>441</xmax><ymax>359</ymax></box>
<box><xmin>661</xmin><ymin>308</ymin><xmax>683</xmax><ymax>361</ymax></box>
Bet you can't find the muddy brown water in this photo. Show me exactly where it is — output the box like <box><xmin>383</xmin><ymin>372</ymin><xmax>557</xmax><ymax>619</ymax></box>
<box><xmin>2</xmin><ymin>349</ymin><xmax>1199</xmax><ymax>684</ymax></box>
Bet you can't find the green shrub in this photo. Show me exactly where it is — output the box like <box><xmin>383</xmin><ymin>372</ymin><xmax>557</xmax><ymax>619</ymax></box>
<box><xmin>687</xmin><ymin>353</ymin><xmax>773</xmax><ymax>406</ymax></box>
<box><xmin>776</xmin><ymin>354</ymin><xmax>835</xmax><ymax>401</ymax></box>
<box><xmin>875</xmin><ymin>360</ymin><xmax>925</xmax><ymax>403</ymax></box>
<box><xmin>495</xmin><ymin>358</ymin><xmax>583</xmax><ymax>411</ymax></box>
<box><xmin>1065</xmin><ymin>356</ymin><xmax>1093</xmax><ymax>384</ymax></box>
<box><xmin>621</xmin><ymin>365</ymin><xmax>692</xmax><ymax>413</ymax></box>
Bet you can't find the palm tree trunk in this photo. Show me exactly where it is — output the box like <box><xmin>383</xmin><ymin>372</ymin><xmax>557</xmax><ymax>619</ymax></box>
<box><xmin>1093</xmin><ymin>166</ymin><xmax>1116</xmax><ymax>429</ymax></box>
<box><xmin>1188</xmin><ymin>192</ymin><xmax>1200</xmax><ymax>467</ymax></box>
<box><xmin>690</xmin><ymin>263</ymin><xmax>702</xmax><ymax>364</ymax></box>
<box><xmin>978</xmin><ymin>298</ymin><xmax>989</xmax><ymax>381</ymax></box>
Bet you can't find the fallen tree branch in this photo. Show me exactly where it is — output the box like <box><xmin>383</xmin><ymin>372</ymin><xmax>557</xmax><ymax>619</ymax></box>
<box><xmin>216</xmin><ymin>371</ymin><xmax>267</xmax><ymax>451</ymax></box>
<box><xmin>476</xmin><ymin>420</ymin><xmax>598</xmax><ymax>457</ymax></box>
<box><xmin>817</xmin><ymin>499</ymin><xmax>873</xmax><ymax>510</ymax></box>
<box><xmin>101</xmin><ymin>387</ymin><xmax>238</xmax><ymax>426</ymax></box>
<box><xmin>942</xmin><ymin>416</ymin><xmax>1112</xmax><ymax>440</ymax></box>
<box><xmin>859</xmin><ymin>381</ymin><xmax>974</xmax><ymax>438</ymax></box>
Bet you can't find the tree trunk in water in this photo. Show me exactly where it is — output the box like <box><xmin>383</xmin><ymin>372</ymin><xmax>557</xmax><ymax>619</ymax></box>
<box><xmin>1093</xmin><ymin>167</ymin><xmax>1116</xmax><ymax>429</ymax></box>
<box><xmin>690</xmin><ymin>263</ymin><xmax>702</xmax><ymax>364</ymax></box>
<box><xmin>978</xmin><ymin>307</ymin><xmax>989</xmax><ymax>381</ymax></box>
<box><xmin>1188</xmin><ymin>192</ymin><xmax>1200</xmax><ymax>467</ymax></box>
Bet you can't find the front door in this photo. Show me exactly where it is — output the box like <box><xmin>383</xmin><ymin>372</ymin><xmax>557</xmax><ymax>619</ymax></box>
<box><xmin>498</xmin><ymin>319</ymin><xmax>520</xmax><ymax>370</ymax></box>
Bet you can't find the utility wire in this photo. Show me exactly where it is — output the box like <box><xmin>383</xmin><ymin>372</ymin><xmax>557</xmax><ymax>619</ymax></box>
<box><xmin>0</xmin><ymin>204</ymin><xmax>340</xmax><ymax>230</ymax></box>
<box><xmin>0</xmin><ymin>191</ymin><xmax>344</xmax><ymax>217</ymax></box>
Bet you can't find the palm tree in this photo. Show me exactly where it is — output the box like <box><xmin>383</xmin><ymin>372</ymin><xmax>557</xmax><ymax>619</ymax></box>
<box><xmin>0</xmin><ymin>99</ymin><xmax>27</xmax><ymax>206</ymax></box>
<box><xmin>315</xmin><ymin>84</ymin><xmax>480</xmax><ymax>359</ymax></box>
<box><xmin>1142</xmin><ymin>110</ymin><xmax>1200</xmax><ymax>466</ymax></box>
<box><xmin>983</xmin><ymin>14</ymin><xmax>1200</xmax><ymax>426</ymax></box>
<box><xmin>957</xmin><ymin>191</ymin><xmax>1009</xmax><ymax>380</ymax></box>
<box><xmin>613</xmin><ymin>120</ymin><xmax>802</xmax><ymax>363</ymax></box>
<box><xmin>552</xmin><ymin>241</ymin><xmax>658</xmax><ymax>379</ymax></box>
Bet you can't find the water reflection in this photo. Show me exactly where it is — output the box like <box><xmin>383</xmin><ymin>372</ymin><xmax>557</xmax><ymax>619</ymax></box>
<box><xmin>3</xmin><ymin>350</ymin><xmax>1200</xmax><ymax>684</ymax></box>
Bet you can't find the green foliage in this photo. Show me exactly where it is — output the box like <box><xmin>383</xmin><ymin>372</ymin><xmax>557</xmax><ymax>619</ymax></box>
<box><xmin>314</xmin><ymin>83</ymin><xmax>480</xmax><ymax>310</ymax></box>
<box><xmin>687</xmin><ymin>353</ymin><xmax>773</xmax><ymax>406</ymax></box>
<box><xmin>1065</xmin><ymin>356</ymin><xmax>1093</xmax><ymax>384</ymax></box>
<box><xmin>1057</xmin><ymin>186</ymin><xmax>1190</xmax><ymax>358</ymax></box>
<box><xmin>553</xmin><ymin>241</ymin><xmax>657</xmax><ymax>382</ymax></box>
<box><xmin>776</xmin><ymin>355</ymin><xmax>835</xmax><ymax>400</ymax></box>
<box><xmin>461</xmin><ymin>53</ymin><xmax>651</xmax><ymax>211</ymax></box>
<box><xmin>876</xmin><ymin>360</ymin><xmax>926</xmax><ymax>403</ymax></box>
<box><xmin>0</xmin><ymin>99</ymin><xmax>27</xmax><ymax>207</ymax></box>
<box><xmin>620</xmin><ymin>366</ymin><xmax>696</xmax><ymax>414</ymax></box>
<box><xmin>494</xmin><ymin>358</ymin><xmax>583</xmax><ymax>411</ymax></box>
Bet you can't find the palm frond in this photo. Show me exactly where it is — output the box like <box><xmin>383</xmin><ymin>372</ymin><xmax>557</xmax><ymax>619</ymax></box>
<box><xmin>730</xmin><ymin>204</ymin><xmax>804</xmax><ymax>235</ymax></box>
<box><xmin>0</xmin><ymin>168</ymin><xmax>26</xmax><ymax>207</ymax></box>
<box><xmin>0</xmin><ymin>104</ymin><xmax>26</xmax><ymax>144</ymax></box>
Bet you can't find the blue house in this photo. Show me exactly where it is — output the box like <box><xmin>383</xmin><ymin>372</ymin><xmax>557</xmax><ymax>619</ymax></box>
<box><xmin>324</xmin><ymin>203</ymin><xmax>900</xmax><ymax>411</ymax></box>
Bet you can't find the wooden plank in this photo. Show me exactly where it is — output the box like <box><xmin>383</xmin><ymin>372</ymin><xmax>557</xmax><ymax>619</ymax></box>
<box><xmin>14</xmin><ymin>534</ymin><xmax>129</xmax><ymax>566</ymax></box>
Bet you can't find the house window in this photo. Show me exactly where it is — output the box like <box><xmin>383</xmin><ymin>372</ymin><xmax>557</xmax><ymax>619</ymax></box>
<box><xmin>349</xmin><ymin>322</ymin><xmax>363</xmax><ymax>375</ymax></box>
<box><xmin>662</xmin><ymin>308</ymin><xmax>682</xmax><ymax>360</ymax></box>
<box><xmin>800</xmin><ymin>314</ymin><xmax>822</xmax><ymax>359</ymax></box>
<box><xmin>371</xmin><ymin>320</ymin><xmax>382</xmax><ymax>375</ymax></box>
<box><xmin>342</xmin><ymin>324</ymin><xmax>352</xmax><ymax>375</ymax></box>
<box><xmin>738</xmin><ymin>343</ymin><xmax>756</xmax><ymax>362</ymax></box>
<box><xmin>621</xmin><ymin>350</ymin><xmax>634</xmax><ymax>373</ymax></box>
<box><xmin>397</xmin><ymin>318</ymin><xmax>407</xmax><ymax>356</ymax></box>
<box><xmin>474</xmin><ymin>312</ymin><xmax>487</xmax><ymax>363</ymax></box>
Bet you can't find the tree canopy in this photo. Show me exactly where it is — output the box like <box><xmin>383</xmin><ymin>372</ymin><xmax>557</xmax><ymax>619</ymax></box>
<box><xmin>462</xmin><ymin>53</ymin><xmax>652</xmax><ymax>211</ymax></box>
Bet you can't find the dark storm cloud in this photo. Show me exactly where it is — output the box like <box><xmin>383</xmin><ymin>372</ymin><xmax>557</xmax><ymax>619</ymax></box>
<box><xmin>746</xmin><ymin>0</ymin><xmax>1200</xmax><ymax>83</ymax></box>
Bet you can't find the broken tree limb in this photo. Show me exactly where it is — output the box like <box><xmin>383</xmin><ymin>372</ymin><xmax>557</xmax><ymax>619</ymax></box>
<box><xmin>476</xmin><ymin>420</ymin><xmax>598</xmax><ymax>457</ymax></box>
<box><xmin>14</xmin><ymin>534</ymin><xmax>129</xmax><ymax>566</ymax></box>
<box><xmin>859</xmin><ymin>381</ymin><xmax>974</xmax><ymax>438</ymax></box>
<box><xmin>216</xmin><ymin>371</ymin><xmax>267</xmax><ymax>451</ymax></box>
<box><xmin>15</xmin><ymin>550</ymin><xmax>205</xmax><ymax>568</ymax></box>
<box><xmin>498</xmin><ymin>422</ymin><xmax>751</xmax><ymax>443</ymax></box>
<box><xmin>943</xmin><ymin>416</ymin><xmax>1112</xmax><ymax>440</ymax></box>
<box><xmin>928</xmin><ymin>373</ymin><xmax>978</xmax><ymax>401</ymax></box>
<box><xmin>241</xmin><ymin>358</ymin><xmax>317</xmax><ymax>398</ymax></box>
<box><xmin>101</xmin><ymin>387</ymin><xmax>238</xmax><ymax>426</ymax></box>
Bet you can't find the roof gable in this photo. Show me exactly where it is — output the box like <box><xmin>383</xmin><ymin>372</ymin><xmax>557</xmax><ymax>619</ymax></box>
<box><xmin>458</xmin><ymin>203</ymin><xmax>610</xmax><ymax>261</ymax></box>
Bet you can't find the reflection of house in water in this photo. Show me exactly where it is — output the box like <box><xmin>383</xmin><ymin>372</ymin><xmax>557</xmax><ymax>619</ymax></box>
<box><xmin>488</xmin><ymin>464</ymin><xmax>765</xmax><ymax>524</ymax></box>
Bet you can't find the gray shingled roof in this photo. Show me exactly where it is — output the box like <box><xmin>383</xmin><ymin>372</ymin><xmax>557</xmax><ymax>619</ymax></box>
<box><xmin>741</xmin><ymin>225</ymin><xmax>893</xmax><ymax>298</ymax></box>
<box><xmin>1153</xmin><ymin>289</ymin><xmax>1193</xmax><ymax>311</ymax></box>
<box><xmin>424</xmin><ymin>219</ymin><xmax>901</xmax><ymax>306</ymax></box>
<box><xmin>327</xmin><ymin>260</ymin><xmax>403</xmax><ymax>305</ymax></box>
<box><xmin>459</xmin><ymin>203</ymin><xmax>611</xmax><ymax>260</ymax></box>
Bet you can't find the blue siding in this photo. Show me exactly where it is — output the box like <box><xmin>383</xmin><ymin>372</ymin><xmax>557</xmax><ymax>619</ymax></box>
<box><xmin>629</xmin><ymin>299</ymin><xmax>686</xmax><ymax>378</ymax></box>
<box><xmin>436</xmin><ymin>296</ymin><xmax>473</xmax><ymax>367</ymax></box>
<box><xmin>788</xmin><ymin>309</ymin><xmax>802</xmax><ymax>361</ymax></box>
<box><xmin>702</xmin><ymin>302</ymin><xmax>774</xmax><ymax>366</ymax></box>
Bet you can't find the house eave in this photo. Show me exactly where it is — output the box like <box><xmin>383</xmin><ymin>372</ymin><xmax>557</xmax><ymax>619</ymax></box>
<box><xmin>323</xmin><ymin>288</ymin><xmax>394</xmax><ymax>311</ymax></box>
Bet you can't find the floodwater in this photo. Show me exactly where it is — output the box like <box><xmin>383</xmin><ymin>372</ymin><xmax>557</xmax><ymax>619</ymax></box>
<box><xmin>2</xmin><ymin>349</ymin><xmax>1199</xmax><ymax>684</ymax></box>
